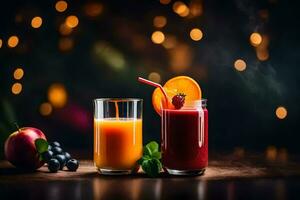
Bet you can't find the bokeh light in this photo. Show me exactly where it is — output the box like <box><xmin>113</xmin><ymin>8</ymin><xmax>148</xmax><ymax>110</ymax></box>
<box><xmin>58</xmin><ymin>38</ymin><xmax>74</xmax><ymax>51</ymax></box>
<box><xmin>13</xmin><ymin>68</ymin><xmax>24</xmax><ymax>80</ymax></box>
<box><xmin>48</xmin><ymin>83</ymin><xmax>68</xmax><ymax>108</ymax></box>
<box><xmin>169</xmin><ymin>43</ymin><xmax>192</xmax><ymax>72</ymax></box>
<box><xmin>255</xmin><ymin>35</ymin><xmax>270</xmax><ymax>61</ymax></box>
<box><xmin>250</xmin><ymin>32</ymin><xmax>262</xmax><ymax>47</ymax></box>
<box><xmin>40</xmin><ymin>102</ymin><xmax>53</xmax><ymax>116</ymax></box>
<box><xmin>266</xmin><ymin>145</ymin><xmax>277</xmax><ymax>161</ymax></box>
<box><xmin>59</xmin><ymin>23</ymin><xmax>73</xmax><ymax>35</ymax></box>
<box><xmin>190</xmin><ymin>28</ymin><xmax>203</xmax><ymax>41</ymax></box>
<box><xmin>190</xmin><ymin>2</ymin><xmax>203</xmax><ymax>17</ymax></box>
<box><xmin>160</xmin><ymin>0</ymin><xmax>171</xmax><ymax>5</ymax></box>
<box><xmin>151</xmin><ymin>31</ymin><xmax>165</xmax><ymax>44</ymax></box>
<box><xmin>162</xmin><ymin>35</ymin><xmax>177</xmax><ymax>49</ymax></box>
<box><xmin>256</xmin><ymin>49</ymin><xmax>269</xmax><ymax>61</ymax></box>
<box><xmin>0</xmin><ymin>39</ymin><xmax>2</xmax><ymax>48</ymax></box>
<box><xmin>234</xmin><ymin>59</ymin><xmax>247</xmax><ymax>71</ymax></box>
<box><xmin>148</xmin><ymin>72</ymin><xmax>161</xmax><ymax>83</ymax></box>
<box><xmin>153</xmin><ymin>16</ymin><xmax>167</xmax><ymax>28</ymax></box>
<box><xmin>31</xmin><ymin>16</ymin><xmax>43</xmax><ymax>28</ymax></box>
<box><xmin>65</xmin><ymin>15</ymin><xmax>79</xmax><ymax>28</ymax></box>
<box><xmin>173</xmin><ymin>1</ymin><xmax>190</xmax><ymax>17</ymax></box>
<box><xmin>55</xmin><ymin>1</ymin><xmax>68</xmax><ymax>12</ymax></box>
<box><xmin>278</xmin><ymin>148</ymin><xmax>288</xmax><ymax>162</ymax></box>
<box><xmin>84</xmin><ymin>2</ymin><xmax>103</xmax><ymax>17</ymax></box>
<box><xmin>93</xmin><ymin>42</ymin><xmax>126</xmax><ymax>71</ymax></box>
<box><xmin>7</xmin><ymin>35</ymin><xmax>19</xmax><ymax>48</ymax></box>
<box><xmin>11</xmin><ymin>83</ymin><xmax>22</xmax><ymax>95</ymax></box>
<box><xmin>276</xmin><ymin>106</ymin><xmax>287</xmax><ymax>119</ymax></box>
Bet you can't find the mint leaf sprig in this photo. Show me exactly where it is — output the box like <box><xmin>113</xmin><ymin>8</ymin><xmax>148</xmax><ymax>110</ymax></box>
<box><xmin>138</xmin><ymin>141</ymin><xmax>162</xmax><ymax>177</ymax></box>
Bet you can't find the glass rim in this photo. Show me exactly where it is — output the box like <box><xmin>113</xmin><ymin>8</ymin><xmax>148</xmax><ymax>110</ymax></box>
<box><xmin>94</xmin><ymin>98</ymin><xmax>143</xmax><ymax>102</ymax></box>
<box><xmin>183</xmin><ymin>99</ymin><xmax>207</xmax><ymax>108</ymax></box>
<box><xmin>186</xmin><ymin>99</ymin><xmax>207</xmax><ymax>103</ymax></box>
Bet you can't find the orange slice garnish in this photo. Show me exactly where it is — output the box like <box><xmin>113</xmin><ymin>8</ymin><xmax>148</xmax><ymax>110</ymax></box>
<box><xmin>152</xmin><ymin>76</ymin><xmax>202</xmax><ymax>115</ymax></box>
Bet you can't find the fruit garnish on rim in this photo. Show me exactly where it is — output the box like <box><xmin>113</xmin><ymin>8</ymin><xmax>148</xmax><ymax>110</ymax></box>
<box><xmin>172</xmin><ymin>93</ymin><xmax>186</xmax><ymax>109</ymax></box>
<box><xmin>138</xmin><ymin>76</ymin><xmax>202</xmax><ymax>115</ymax></box>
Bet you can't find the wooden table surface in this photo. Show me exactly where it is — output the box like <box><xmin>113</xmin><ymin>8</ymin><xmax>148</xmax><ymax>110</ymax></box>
<box><xmin>1</xmin><ymin>155</ymin><xmax>300</xmax><ymax>200</ymax></box>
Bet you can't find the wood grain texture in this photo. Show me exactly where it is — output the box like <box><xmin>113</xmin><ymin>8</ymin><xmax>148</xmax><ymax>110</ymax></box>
<box><xmin>1</xmin><ymin>157</ymin><xmax>300</xmax><ymax>182</ymax></box>
<box><xmin>1</xmin><ymin>157</ymin><xmax>300</xmax><ymax>200</ymax></box>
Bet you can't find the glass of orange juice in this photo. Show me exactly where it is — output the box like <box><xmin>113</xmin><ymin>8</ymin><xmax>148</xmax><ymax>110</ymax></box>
<box><xmin>94</xmin><ymin>98</ymin><xmax>143</xmax><ymax>175</ymax></box>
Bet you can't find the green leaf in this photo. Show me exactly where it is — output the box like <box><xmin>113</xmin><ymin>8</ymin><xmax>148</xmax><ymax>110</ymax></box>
<box><xmin>144</xmin><ymin>146</ymin><xmax>152</xmax><ymax>156</ymax></box>
<box><xmin>152</xmin><ymin>151</ymin><xmax>161</xmax><ymax>160</ymax></box>
<box><xmin>35</xmin><ymin>139</ymin><xmax>48</xmax><ymax>154</ymax></box>
<box><xmin>137</xmin><ymin>155</ymin><xmax>150</xmax><ymax>165</ymax></box>
<box><xmin>141</xmin><ymin>158</ymin><xmax>162</xmax><ymax>177</ymax></box>
<box><xmin>144</xmin><ymin>141</ymin><xmax>159</xmax><ymax>156</ymax></box>
<box><xmin>137</xmin><ymin>141</ymin><xmax>162</xmax><ymax>177</ymax></box>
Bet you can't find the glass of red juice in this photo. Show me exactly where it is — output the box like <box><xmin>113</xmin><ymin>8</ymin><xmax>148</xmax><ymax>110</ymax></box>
<box><xmin>161</xmin><ymin>99</ymin><xmax>208</xmax><ymax>175</ymax></box>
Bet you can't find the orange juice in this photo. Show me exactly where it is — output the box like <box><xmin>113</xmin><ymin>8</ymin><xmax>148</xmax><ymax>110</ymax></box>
<box><xmin>94</xmin><ymin>118</ymin><xmax>142</xmax><ymax>170</ymax></box>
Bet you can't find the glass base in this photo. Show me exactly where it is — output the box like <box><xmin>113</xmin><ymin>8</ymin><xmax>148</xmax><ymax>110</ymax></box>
<box><xmin>166</xmin><ymin>168</ymin><xmax>206</xmax><ymax>176</ymax></box>
<box><xmin>97</xmin><ymin>168</ymin><xmax>132</xmax><ymax>175</ymax></box>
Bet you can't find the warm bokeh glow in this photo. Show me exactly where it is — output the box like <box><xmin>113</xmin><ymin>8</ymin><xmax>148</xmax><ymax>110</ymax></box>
<box><xmin>250</xmin><ymin>32</ymin><xmax>262</xmax><ymax>46</ymax></box>
<box><xmin>65</xmin><ymin>15</ymin><xmax>79</xmax><ymax>28</ymax></box>
<box><xmin>278</xmin><ymin>148</ymin><xmax>288</xmax><ymax>162</ymax></box>
<box><xmin>58</xmin><ymin>38</ymin><xmax>74</xmax><ymax>51</ymax></box>
<box><xmin>84</xmin><ymin>2</ymin><xmax>103</xmax><ymax>17</ymax></box>
<box><xmin>153</xmin><ymin>16</ymin><xmax>167</xmax><ymax>28</ymax></box>
<box><xmin>190</xmin><ymin>28</ymin><xmax>203</xmax><ymax>41</ymax></box>
<box><xmin>31</xmin><ymin>16</ymin><xmax>43</xmax><ymax>28</ymax></box>
<box><xmin>148</xmin><ymin>72</ymin><xmax>161</xmax><ymax>83</ymax></box>
<box><xmin>48</xmin><ymin>83</ymin><xmax>68</xmax><ymax>108</ymax></box>
<box><xmin>169</xmin><ymin>43</ymin><xmax>192</xmax><ymax>72</ymax></box>
<box><xmin>173</xmin><ymin>1</ymin><xmax>190</xmax><ymax>17</ymax></box>
<box><xmin>7</xmin><ymin>35</ymin><xmax>19</xmax><ymax>48</ymax></box>
<box><xmin>256</xmin><ymin>49</ymin><xmax>269</xmax><ymax>61</ymax></box>
<box><xmin>0</xmin><ymin>39</ymin><xmax>2</xmax><ymax>48</ymax></box>
<box><xmin>11</xmin><ymin>83</ymin><xmax>22</xmax><ymax>95</ymax></box>
<box><xmin>190</xmin><ymin>2</ymin><xmax>203</xmax><ymax>17</ymax></box>
<box><xmin>234</xmin><ymin>59</ymin><xmax>247</xmax><ymax>71</ymax></box>
<box><xmin>276</xmin><ymin>106</ymin><xmax>287</xmax><ymax>119</ymax></box>
<box><xmin>13</xmin><ymin>68</ymin><xmax>24</xmax><ymax>80</ymax></box>
<box><xmin>40</xmin><ymin>102</ymin><xmax>53</xmax><ymax>116</ymax></box>
<box><xmin>59</xmin><ymin>23</ymin><xmax>73</xmax><ymax>35</ymax></box>
<box><xmin>266</xmin><ymin>146</ymin><xmax>277</xmax><ymax>161</ymax></box>
<box><xmin>55</xmin><ymin>1</ymin><xmax>68</xmax><ymax>12</ymax></box>
<box><xmin>160</xmin><ymin>0</ymin><xmax>171</xmax><ymax>4</ymax></box>
<box><xmin>151</xmin><ymin>31</ymin><xmax>165</xmax><ymax>44</ymax></box>
<box><xmin>255</xmin><ymin>35</ymin><xmax>270</xmax><ymax>61</ymax></box>
<box><xmin>162</xmin><ymin>35</ymin><xmax>177</xmax><ymax>49</ymax></box>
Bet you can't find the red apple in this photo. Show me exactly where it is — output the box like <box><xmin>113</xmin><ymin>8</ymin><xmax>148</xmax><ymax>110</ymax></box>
<box><xmin>4</xmin><ymin>127</ymin><xmax>47</xmax><ymax>170</ymax></box>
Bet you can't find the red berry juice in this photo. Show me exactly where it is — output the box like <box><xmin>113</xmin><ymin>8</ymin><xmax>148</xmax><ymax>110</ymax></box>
<box><xmin>161</xmin><ymin>99</ymin><xmax>208</xmax><ymax>175</ymax></box>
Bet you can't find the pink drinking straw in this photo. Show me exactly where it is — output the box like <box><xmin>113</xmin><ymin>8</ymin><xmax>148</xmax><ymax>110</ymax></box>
<box><xmin>138</xmin><ymin>77</ymin><xmax>169</xmax><ymax>107</ymax></box>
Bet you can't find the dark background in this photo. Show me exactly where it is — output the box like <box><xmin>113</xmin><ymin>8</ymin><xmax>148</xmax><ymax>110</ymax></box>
<box><xmin>0</xmin><ymin>0</ymin><xmax>299</xmax><ymax>158</ymax></box>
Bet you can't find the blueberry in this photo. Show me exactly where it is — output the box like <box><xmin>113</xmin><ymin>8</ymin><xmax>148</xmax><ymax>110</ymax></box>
<box><xmin>64</xmin><ymin>152</ymin><xmax>71</xmax><ymax>162</ymax></box>
<box><xmin>52</xmin><ymin>146</ymin><xmax>63</xmax><ymax>155</ymax></box>
<box><xmin>48</xmin><ymin>145</ymin><xmax>52</xmax><ymax>151</ymax></box>
<box><xmin>51</xmin><ymin>141</ymin><xmax>61</xmax><ymax>147</ymax></box>
<box><xmin>66</xmin><ymin>159</ymin><xmax>79</xmax><ymax>171</ymax></box>
<box><xmin>48</xmin><ymin>158</ymin><xmax>60</xmax><ymax>172</ymax></box>
<box><xmin>54</xmin><ymin>154</ymin><xmax>66</xmax><ymax>169</ymax></box>
<box><xmin>41</xmin><ymin>150</ymin><xmax>53</xmax><ymax>162</ymax></box>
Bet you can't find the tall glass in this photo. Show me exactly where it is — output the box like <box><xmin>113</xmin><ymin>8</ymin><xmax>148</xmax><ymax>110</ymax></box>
<box><xmin>94</xmin><ymin>98</ymin><xmax>143</xmax><ymax>175</ymax></box>
<box><xmin>161</xmin><ymin>99</ymin><xmax>208</xmax><ymax>175</ymax></box>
